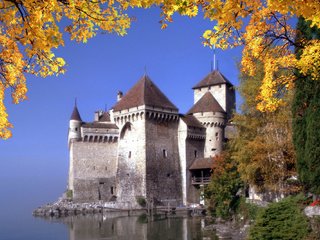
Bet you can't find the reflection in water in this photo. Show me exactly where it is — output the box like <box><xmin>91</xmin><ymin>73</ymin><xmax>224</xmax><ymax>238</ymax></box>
<box><xmin>57</xmin><ymin>213</ymin><xmax>218</xmax><ymax>240</ymax></box>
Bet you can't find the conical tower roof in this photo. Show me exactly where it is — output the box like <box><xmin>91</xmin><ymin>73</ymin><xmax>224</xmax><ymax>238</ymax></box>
<box><xmin>70</xmin><ymin>105</ymin><xmax>82</xmax><ymax>121</ymax></box>
<box><xmin>113</xmin><ymin>75</ymin><xmax>178</xmax><ymax>111</ymax></box>
<box><xmin>187</xmin><ymin>92</ymin><xmax>225</xmax><ymax>114</ymax></box>
<box><xmin>192</xmin><ymin>70</ymin><xmax>233</xmax><ymax>89</ymax></box>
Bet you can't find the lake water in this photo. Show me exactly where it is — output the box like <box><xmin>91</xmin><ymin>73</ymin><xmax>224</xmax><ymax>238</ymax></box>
<box><xmin>1</xmin><ymin>210</ymin><xmax>219</xmax><ymax>240</ymax></box>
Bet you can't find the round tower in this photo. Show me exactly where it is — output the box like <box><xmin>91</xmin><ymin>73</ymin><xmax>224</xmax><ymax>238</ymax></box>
<box><xmin>187</xmin><ymin>91</ymin><xmax>227</xmax><ymax>157</ymax></box>
<box><xmin>68</xmin><ymin>103</ymin><xmax>82</xmax><ymax>144</ymax></box>
<box><xmin>194</xmin><ymin>111</ymin><xmax>226</xmax><ymax>156</ymax></box>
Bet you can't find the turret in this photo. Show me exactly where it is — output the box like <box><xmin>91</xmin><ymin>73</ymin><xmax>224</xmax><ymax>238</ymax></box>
<box><xmin>187</xmin><ymin>91</ymin><xmax>227</xmax><ymax>157</ymax></box>
<box><xmin>68</xmin><ymin>103</ymin><xmax>82</xmax><ymax>144</ymax></box>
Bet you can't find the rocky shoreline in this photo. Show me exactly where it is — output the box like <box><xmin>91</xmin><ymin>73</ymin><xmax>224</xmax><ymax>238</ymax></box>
<box><xmin>32</xmin><ymin>199</ymin><xmax>143</xmax><ymax>218</ymax></box>
<box><xmin>32</xmin><ymin>198</ymin><xmax>207</xmax><ymax>218</ymax></box>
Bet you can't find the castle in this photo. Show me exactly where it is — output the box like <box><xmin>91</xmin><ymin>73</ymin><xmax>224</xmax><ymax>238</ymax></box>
<box><xmin>67</xmin><ymin>70</ymin><xmax>235</xmax><ymax>207</ymax></box>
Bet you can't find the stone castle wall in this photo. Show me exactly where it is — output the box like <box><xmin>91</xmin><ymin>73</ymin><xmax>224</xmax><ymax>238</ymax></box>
<box><xmin>116</xmin><ymin>117</ymin><xmax>147</xmax><ymax>205</ymax></box>
<box><xmin>193</xmin><ymin>112</ymin><xmax>226</xmax><ymax>157</ymax></box>
<box><xmin>145</xmin><ymin>118</ymin><xmax>182</xmax><ymax>205</ymax></box>
<box><xmin>226</xmin><ymin>86</ymin><xmax>236</xmax><ymax>120</ymax></box>
<box><xmin>70</xmin><ymin>141</ymin><xmax>118</xmax><ymax>202</ymax></box>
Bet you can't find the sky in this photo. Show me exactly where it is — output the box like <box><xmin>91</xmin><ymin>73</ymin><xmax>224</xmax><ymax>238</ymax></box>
<box><xmin>0</xmin><ymin>7</ymin><xmax>242</xmax><ymax>219</ymax></box>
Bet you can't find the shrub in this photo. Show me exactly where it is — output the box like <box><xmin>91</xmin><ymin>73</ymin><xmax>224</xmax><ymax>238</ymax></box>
<box><xmin>236</xmin><ymin>197</ymin><xmax>262</xmax><ymax>222</ymax></box>
<box><xmin>66</xmin><ymin>189</ymin><xmax>73</xmax><ymax>200</ymax></box>
<box><xmin>248</xmin><ymin>195</ymin><xmax>311</xmax><ymax>240</ymax></box>
<box><xmin>136</xmin><ymin>196</ymin><xmax>146</xmax><ymax>207</ymax></box>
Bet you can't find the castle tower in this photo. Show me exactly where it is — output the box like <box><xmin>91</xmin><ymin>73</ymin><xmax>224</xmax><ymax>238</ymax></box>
<box><xmin>187</xmin><ymin>92</ymin><xmax>226</xmax><ymax>157</ymax></box>
<box><xmin>192</xmin><ymin>70</ymin><xmax>235</xmax><ymax>120</ymax></box>
<box><xmin>68</xmin><ymin>103</ymin><xmax>82</xmax><ymax>145</ymax></box>
<box><xmin>67</xmin><ymin>103</ymin><xmax>82</xmax><ymax>196</ymax></box>
<box><xmin>112</xmin><ymin>75</ymin><xmax>182</xmax><ymax>206</ymax></box>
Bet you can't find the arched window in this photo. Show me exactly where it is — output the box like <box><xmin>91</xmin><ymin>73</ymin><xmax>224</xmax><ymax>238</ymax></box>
<box><xmin>120</xmin><ymin>122</ymin><xmax>133</xmax><ymax>139</ymax></box>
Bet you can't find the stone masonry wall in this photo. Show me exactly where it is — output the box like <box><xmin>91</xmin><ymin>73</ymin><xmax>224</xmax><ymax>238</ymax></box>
<box><xmin>70</xmin><ymin>141</ymin><xmax>118</xmax><ymax>202</ymax></box>
<box><xmin>193</xmin><ymin>112</ymin><xmax>226</xmax><ymax>157</ymax></box>
<box><xmin>116</xmin><ymin>118</ymin><xmax>146</xmax><ymax>205</ymax></box>
<box><xmin>226</xmin><ymin>86</ymin><xmax>235</xmax><ymax>120</ymax></box>
<box><xmin>145</xmin><ymin>118</ymin><xmax>182</xmax><ymax>206</ymax></box>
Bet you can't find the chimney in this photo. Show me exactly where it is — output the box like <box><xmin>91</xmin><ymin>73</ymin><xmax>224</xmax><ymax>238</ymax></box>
<box><xmin>117</xmin><ymin>91</ymin><xmax>123</xmax><ymax>102</ymax></box>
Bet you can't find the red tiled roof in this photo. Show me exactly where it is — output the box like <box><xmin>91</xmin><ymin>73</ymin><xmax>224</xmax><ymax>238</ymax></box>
<box><xmin>187</xmin><ymin>92</ymin><xmax>225</xmax><ymax>114</ymax></box>
<box><xmin>189</xmin><ymin>158</ymin><xmax>213</xmax><ymax>170</ymax></box>
<box><xmin>180</xmin><ymin>114</ymin><xmax>205</xmax><ymax>128</ymax></box>
<box><xmin>192</xmin><ymin>70</ymin><xmax>233</xmax><ymax>89</ymax></box>
<box><xmin>70</xmin><ymin>106</ymin><xmax>82</xmax><ymax>121</ymax></box>
<box><xmin>112</xmin><ymin>75</ymin><xmax>178</xmax><ymax>112</ymax></box>
<box><xmin>99</xmin><ymin>112</ymin><xmax>110</xmax><ymax>122</ymax></box>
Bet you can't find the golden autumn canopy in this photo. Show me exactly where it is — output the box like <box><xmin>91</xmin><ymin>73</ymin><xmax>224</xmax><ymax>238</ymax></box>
<box><xmin>1</xmin><ymin>0</ymin><xmax>319</xmax><ymax>139</ymax></box>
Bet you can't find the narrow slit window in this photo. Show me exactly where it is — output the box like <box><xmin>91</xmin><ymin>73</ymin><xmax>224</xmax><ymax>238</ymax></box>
<box><xmin>128</xmin><ymin>151</ymin><xmax>131</xmax><ymax>158</ymax></box>
<box><xmin>194</xmin><ymin>150</ymin><xmax>197</xmax><ymax>158</ymax></box>
<box><xmin>163</xmin><ymin>149</ymin><xmax>167</xmax><ymax>158</ymax></box>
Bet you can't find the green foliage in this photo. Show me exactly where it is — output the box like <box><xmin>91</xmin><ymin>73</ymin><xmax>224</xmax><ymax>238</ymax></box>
<box><xmin>292</xmin><ymin>18</ymin><xmax>320</xmax><ymax>194</ymax></box>
<box><xmin>136</xmin><ymin>196</ymin><xmax>146</xmax><ymax>207</ymax></box>
<box><xmin>66</xmin><ymin>189</ymin><xmax>73</xmax><ymax>200</ymax></box>
<box><xmin>204</xmin><ymin>150</ymin><xmax>243</xmax><ymax>219</ymax></box>
<box><xmin>248</xmin><ymin>195</ymin><xmax>311</xmax><ymax>240</ymax></box>
<box><xmin>236</xmin><ymin>197</ymin><xmax>262</xmax><ymax>222</ymax></box>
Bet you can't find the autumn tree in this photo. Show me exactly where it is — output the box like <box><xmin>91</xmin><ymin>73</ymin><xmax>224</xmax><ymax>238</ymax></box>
<box><xmin>231</xmin><ymin>61</ymin><xmax>299</xmax><ymax>197</ymax></box>
<box><xmin>292</xmin><ymin>18</ymin><xmax>320</xmax><ymax>194</ymax></box>
<box><xmin>0</xmin><ymin>0</ymin><xmax>131</xmax><ymax>139</ymax></box>
<box><xmin>1</xmin><ymin>0</ymin><xmax>320</xmax><ymax>139</ymax></box>
<box><xmin>204</xmin><ymin>149</ymin><xmax>243</xmax><ymax>219</ymax></box>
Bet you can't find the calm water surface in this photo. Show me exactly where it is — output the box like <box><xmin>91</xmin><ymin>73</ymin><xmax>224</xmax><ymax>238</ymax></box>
<box><xmin>10</xmin><ymin>215</ymin><xmax>218</xmax><ymax>240</ymax></box>
<box><xmin>0</xmin><ymin>191</ymin><xmax>218</xmax><ymax>240</ymax></box>
<box><xmin>38</xmin><ymin>214</ymin><xmax>218</xmax><ymax>240</ymax></box>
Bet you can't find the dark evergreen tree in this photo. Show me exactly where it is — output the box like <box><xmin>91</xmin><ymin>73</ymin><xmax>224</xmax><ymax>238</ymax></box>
<box><xmin>292</xmin><ymin>18</ymin><xmax>320</xmax><ymax>193</ymax></box>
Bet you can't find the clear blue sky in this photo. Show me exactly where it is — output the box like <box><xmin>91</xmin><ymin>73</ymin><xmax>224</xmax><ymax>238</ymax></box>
<box><xmin>0</xmin><ymin>8</ymin><xmax>242</xmax><ymax>216</ymax></box>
